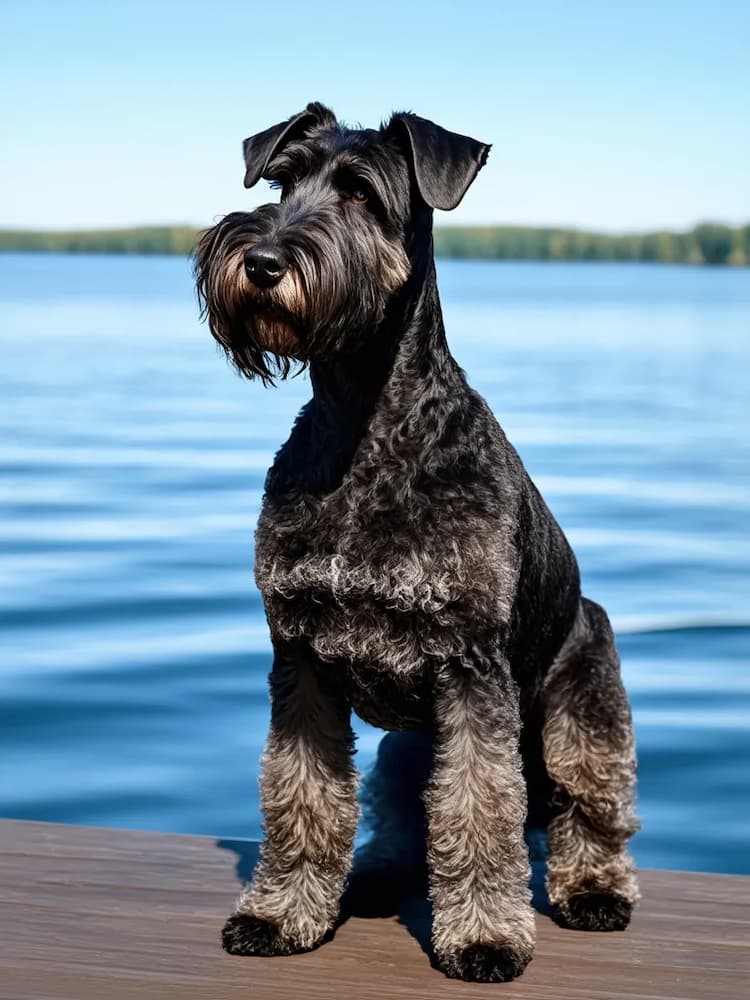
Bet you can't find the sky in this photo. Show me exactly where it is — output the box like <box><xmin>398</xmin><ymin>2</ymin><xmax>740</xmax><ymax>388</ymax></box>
<box><xmin>2</xmin><ymin>1</ymin><xmax>749</xmax><ymax>232</ymax></box>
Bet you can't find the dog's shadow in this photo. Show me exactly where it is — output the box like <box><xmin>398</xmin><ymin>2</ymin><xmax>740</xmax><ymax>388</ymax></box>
<box><xmin>217</xmin><ymin>731</ymin><xmax>552</xmax><ymax>965</ymax></box>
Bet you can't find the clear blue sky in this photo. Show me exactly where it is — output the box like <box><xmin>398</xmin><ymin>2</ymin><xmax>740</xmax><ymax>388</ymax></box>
<box><xmin>2</xmin><ymin>0</ymin><xmax>748</xmax><ymax>231</ymax></box>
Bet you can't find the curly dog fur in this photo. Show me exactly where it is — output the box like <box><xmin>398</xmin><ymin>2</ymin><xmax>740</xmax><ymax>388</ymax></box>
<box><xmin>195</xmin><ymin>102</ymin><xmax>639</xmax><ymax>983</ymax></box>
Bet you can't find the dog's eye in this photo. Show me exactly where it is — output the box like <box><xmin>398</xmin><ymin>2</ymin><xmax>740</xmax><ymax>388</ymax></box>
<box><xmin>340</xmin><ymin>176</ymin><xmax>370</xmax><ymax>205</ymax></box>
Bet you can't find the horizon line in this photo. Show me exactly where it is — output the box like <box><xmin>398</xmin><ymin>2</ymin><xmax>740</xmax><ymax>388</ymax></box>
<box><xmin>1</xmin><ymin>219</ymin><xmax>748</xmax><ymax>237</ymax></box>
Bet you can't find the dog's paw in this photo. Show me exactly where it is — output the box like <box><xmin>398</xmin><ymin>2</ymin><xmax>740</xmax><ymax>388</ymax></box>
<box><xmin>555</xmin><ymin>891</ymin><xmax>633</xmax><ymax>932</ymax></box>
<box><xmin>221</xmin><ymin>914</ymin><xmax>318</xmax><ymax>956</ymax></box>
<box><xmin>436</xmin><ymin>942</ymin><xmax>533</xmax><ymax>983</ymax></box>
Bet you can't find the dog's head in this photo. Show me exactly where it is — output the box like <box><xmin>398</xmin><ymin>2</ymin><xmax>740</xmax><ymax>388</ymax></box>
<box><xmin>195</xmin><ymin>102</ymin><xmax>489</xmax><ymax>382</ymax></box>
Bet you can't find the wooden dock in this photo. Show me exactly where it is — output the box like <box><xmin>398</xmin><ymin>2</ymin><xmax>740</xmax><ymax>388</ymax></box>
<box><xmin>0</xmin><ymin>819</ymin><xmax>748</xmax><ymax>999</ymax></box>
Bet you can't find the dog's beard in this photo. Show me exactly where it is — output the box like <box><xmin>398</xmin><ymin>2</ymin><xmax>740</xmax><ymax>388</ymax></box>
<box><xmin>247</xmin><ymin>306</ymin><xmax>303</xmax><ymax>357</ymax></box>
<box><xmin>238</xmin><ymin>260</ymin><xmax>309</xmax><ymax>357</ymax></box>
<box><xmin>198</xmin><ymin>244</ymin><xmax>312</xmax><ymax>380</ymax></box>
<box><xmin>196</xmin><ymin>213</ymin><xmax>410</xmax><ymax>382</ymax></box>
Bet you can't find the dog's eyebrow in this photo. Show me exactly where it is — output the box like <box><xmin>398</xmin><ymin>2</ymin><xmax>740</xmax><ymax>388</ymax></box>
<box><xmin>268</xmin><ymin>142</ymin><xmax>396</xmax><ymax>214</ymax></box>
<box><xmin>330</xmin><ymin>152</ymin><xmax>394</xmax><ymax>209</ymax></box>
<box><xmin>265</xmin><ymin>140</ymin><xmax>322</xmax><ymax>181</ymax></box>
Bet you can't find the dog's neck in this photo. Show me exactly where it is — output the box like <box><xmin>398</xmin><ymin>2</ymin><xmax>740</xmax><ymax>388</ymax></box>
<box><xmin>270</xmin><ymin>237</ymin><xmax>464</xmax><ymax>498</ymax></box>
<box><xmin>311</xmin><ymin>205</ymin><xmax>454</xmax><ymax>409</ymax></box>
<box><xmin>309</xmin><ymin>252</ymin><xmax>458</xmax><ymax>460</ymax></box>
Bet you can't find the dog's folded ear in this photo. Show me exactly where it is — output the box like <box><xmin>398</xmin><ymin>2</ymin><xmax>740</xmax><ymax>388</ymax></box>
<box><xmin>242</xmin><ymin>102</ymin><xmax>337</xmax><ymax>189</ymax></box>
<box><xmin>387</xmin><ymin>113</ymin><xmax>490</xmax><ymax>211</ymax></box>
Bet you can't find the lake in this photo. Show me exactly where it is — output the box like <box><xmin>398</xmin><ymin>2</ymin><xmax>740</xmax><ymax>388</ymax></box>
<box><xmin>1</xmin><ymin>253</ymin><xmax>748</xmax><ymax>874</ymax></box>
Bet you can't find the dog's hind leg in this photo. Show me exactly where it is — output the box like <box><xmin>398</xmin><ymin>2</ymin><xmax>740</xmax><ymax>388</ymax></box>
<box><xmin>222</xmin><ymin>639</ymin><xmax>359</xmax><ymax>955</ymax></box>
<box><xmin>542</xmin><ymin>598</ymin><xmax>640</xmax><ymax>931</ymax></box>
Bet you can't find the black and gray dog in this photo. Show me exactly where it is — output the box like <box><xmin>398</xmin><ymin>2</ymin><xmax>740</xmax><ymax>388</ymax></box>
<box><xmin>195</xmin><ymin>102</ymin><xmax>639</xmax><ymax>983</ymax></box>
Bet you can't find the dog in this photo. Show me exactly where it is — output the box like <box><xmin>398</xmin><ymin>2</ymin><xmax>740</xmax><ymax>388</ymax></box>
<box><xmin>195</xmin><ymin>102</ymin><xmax>639</xmax><ymax>983</ymax></box>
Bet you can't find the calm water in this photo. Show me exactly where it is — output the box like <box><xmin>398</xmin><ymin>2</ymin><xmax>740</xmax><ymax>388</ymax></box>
<box><xmin>1</xmin><ymin>253</ymin><xmax>748</xmax><ymax>874</ymax></box>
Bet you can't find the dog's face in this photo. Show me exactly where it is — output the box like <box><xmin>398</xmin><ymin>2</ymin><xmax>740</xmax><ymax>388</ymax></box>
<box><xmin>196</xmin><ymin>103</ymin><xmax>489</xmax><ymax>382</ymax></box>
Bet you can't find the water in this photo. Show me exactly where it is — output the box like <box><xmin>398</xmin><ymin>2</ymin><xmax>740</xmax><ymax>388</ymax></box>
<box><xmin>1</xmin><ymin>253</ymin><xmax>748</xmax><ymax>874</ymax></box>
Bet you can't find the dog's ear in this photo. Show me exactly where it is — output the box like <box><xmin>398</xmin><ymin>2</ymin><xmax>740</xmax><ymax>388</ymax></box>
<box><xmin>387</xmin><ymin>113</ymin><xmax>490</xmax><ymax>211</ymax></box>
<box><xmin>242</xmin><ymin>102</ymin><xmax>337</xmax><ymax>189</ymax></box>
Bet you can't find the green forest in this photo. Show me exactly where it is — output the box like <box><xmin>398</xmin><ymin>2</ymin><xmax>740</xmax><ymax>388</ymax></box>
<box><xmin>1</xmin><ymin>222</ymin><xmax>748</xmax><ymax>265</ymax></box>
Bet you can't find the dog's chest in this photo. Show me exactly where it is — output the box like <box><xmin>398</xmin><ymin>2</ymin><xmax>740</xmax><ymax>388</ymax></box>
<box><xmin>255</xmin><ymin>484</ymin><xmax>515</xmax><ymax>677</ymax></box>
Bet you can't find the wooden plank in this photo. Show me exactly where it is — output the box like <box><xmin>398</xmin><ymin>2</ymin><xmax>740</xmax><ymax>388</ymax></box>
<box><xmin>0</xmin><ymin>819</ymin><xmax>748</xmax><ymax>999</ymax></box>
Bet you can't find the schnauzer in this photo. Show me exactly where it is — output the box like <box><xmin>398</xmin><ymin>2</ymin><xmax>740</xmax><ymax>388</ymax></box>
<box><xmin>195</xmin><ymin>102</ymin><xmax>639</xmax><ymax>983</ymax></box>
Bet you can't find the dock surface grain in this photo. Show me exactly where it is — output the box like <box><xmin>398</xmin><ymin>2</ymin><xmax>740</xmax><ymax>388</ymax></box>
<box><xmin>0</xmin><ymin>819</ymin><xmax>748</xmax><ymax>999</ymax></box>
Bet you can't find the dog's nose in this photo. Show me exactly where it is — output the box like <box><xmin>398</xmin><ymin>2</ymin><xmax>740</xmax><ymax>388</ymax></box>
<box><xmin>244</xmin><ymin>246</ymin><xmax>288</xmax><ymax>288</ymax></box>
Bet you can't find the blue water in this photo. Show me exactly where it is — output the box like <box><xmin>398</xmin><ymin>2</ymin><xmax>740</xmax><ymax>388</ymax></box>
<box><xmin>1</xmin><ymin>253</ymin><xmax>748</xmax><ymax>874</ymax></box>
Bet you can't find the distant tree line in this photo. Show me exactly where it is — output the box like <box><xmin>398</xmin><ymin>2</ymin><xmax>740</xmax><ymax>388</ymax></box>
<box><xmin>0</xmin><ymin>226</ymin><xmax>198</xmax><ymax>256</ymax></box>
<box><xmin>1</xmin><ymin>222</ymin><xmax>748</xmax><ymax>265</ymax></box>
<box><xmin>434</xmin><ymin>223</ymin><xmax>750</xmax><ymax>266</ymax></box>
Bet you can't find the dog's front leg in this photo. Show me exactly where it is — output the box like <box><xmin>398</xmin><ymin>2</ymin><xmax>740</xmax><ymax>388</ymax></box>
<box><xmin>222</xmin><ymin>640</ymin><xmax>358</xmax><ymax>955</ymax></box>
<box><xmin>428</xmin><ymin>659</ymin><xmax>535</xmax><ymax>982</ymax></box>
